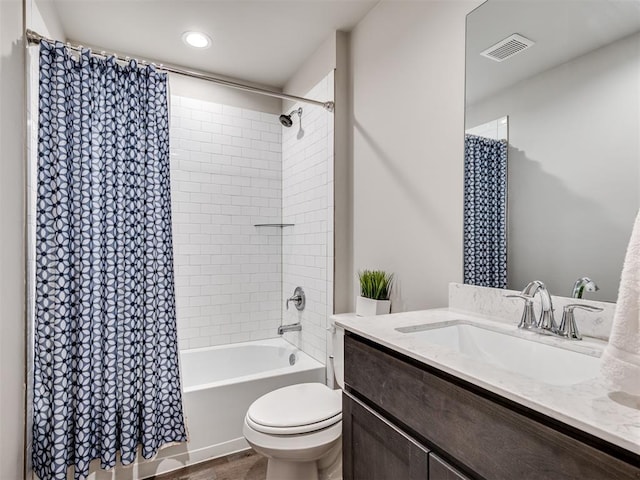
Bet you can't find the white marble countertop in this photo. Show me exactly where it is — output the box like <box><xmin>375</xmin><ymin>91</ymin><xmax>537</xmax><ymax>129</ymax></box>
<box><xmin>333</xmin><ymin>308</ymin><xmax>640</xmax><ymax>456</ymax></box>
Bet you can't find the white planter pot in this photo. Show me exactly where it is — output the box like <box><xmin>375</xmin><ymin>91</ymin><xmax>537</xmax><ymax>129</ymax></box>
<box><xmin>356</xmin><ymin>296</ymin><xmax>391</xmax><ymax>317</ymax></box>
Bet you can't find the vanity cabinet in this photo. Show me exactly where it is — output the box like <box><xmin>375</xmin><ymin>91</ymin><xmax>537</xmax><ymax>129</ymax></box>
<box><xmin>343</xmin><ymin>332</ymin><xmax>640</xmax><ymax>480</ymax></box>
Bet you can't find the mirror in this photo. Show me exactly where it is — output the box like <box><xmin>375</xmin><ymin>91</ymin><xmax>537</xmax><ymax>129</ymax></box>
<box><xmin>465</xmin><ymin>0</ymin><xmax>640</xmax><ymax>302</ymax></box>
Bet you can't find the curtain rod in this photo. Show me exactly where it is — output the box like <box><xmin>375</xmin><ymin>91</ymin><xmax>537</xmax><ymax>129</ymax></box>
<box><xmin>25</xmin><ymin>29</ymin><xmax>335</xmax><ymax>112</ymax></box>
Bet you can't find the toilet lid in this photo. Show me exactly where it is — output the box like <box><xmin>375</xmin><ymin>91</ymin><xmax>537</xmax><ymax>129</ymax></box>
<box><xmin>247</xmin><ymin>383</ymin><xmax>342</xmax><ymax>434</ymax></box>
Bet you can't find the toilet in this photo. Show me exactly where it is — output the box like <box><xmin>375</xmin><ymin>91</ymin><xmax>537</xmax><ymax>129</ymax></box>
<box><xmin>242</xmin><ymin>322</ymin><xmax>345</xmax><ymax>480</ymax></box>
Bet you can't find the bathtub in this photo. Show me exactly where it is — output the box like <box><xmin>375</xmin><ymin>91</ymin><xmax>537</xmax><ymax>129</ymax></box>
<box><xmin>129</xmin><ymin>337</ymin><xmax>326</xmax><ymax>478</ymax></box>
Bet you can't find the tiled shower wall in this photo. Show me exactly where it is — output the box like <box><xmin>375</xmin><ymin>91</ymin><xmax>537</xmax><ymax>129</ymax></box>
<box><xmin>281</xmin><ymin>72</ymin><xmax>335</xmax><ymax>363</ymax></box>
<box><xmin>170</xmin><ymin>96</ymin><xmax>283</xmax><ymax>350</ymax></box>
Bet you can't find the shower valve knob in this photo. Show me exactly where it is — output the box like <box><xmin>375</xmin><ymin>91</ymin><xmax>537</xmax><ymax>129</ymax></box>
<box><xmin>286</xmin><ymin>287</ymin><xmax>306</xmax><ymax>311</ymax></box>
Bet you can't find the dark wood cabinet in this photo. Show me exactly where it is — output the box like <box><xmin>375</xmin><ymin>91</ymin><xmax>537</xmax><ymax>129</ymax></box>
<box><xmin>343</xmin><ymin>392</ymin><xmax>429</xmax><ymax>480</ymax></box>
<box><xmin>429</xmin><ymin>454</ymin><xmax>469</xmax><ymax>480</ymax></box>
<box><xmin>343</xmin><ymin>332</ymin><xmax>640</xmax><ymax>480</ymax></box>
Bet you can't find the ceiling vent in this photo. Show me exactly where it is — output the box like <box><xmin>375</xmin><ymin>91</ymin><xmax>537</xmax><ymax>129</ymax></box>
<box><xmin>480</xmin><ymin>34</ymin><xmax>535</xmax><ymax>62</ymax></box>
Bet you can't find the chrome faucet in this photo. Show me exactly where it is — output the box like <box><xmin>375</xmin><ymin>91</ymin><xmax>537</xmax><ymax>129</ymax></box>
<box><xmin>521</xmin><ymin>280</ymin><xmax>558</xmax><ymax>333</ymax></box>
<box><xmin>506</xmin><ymin>281</ymin><xmax>603</xmax><ymax>341</ymax></box>
<box><xmin>571</xmin><ymin>277</ymin><xmax>599</xmax><ymax>299</ymax></box>
<box><xmin>277</xmin><ymin>323</ymin><xmax>302</xmax><ymax>335</ymax></box>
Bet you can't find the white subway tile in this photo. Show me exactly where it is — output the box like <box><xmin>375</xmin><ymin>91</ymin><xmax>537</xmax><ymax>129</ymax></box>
<box><xmin>202</xmin><ymin>141</ymin><xmax>223</xmax><ymax>154</ymax></box>
<box><xmin>211</xmin><ymin>134</ymin><xmax>233</xmax><ymax>146</ymax></box>
<box><xmin>181</xmin><ymin>97</ymin><xmax>203</xmax><ymax>110</ymax></box>
<box><xmin>172</xmin><ymin>86</ymin><xmax>329</xmax><ymax>353</ymax></box>
<box><xmin>191</xmin><ymin>130</ymin><xmax>212</xmax><ymax>143</ymax></box>
<box><xmin>243</xmin><ymin>128</ymin><xmax>262</xmax><ymax>140</ymax></box>
<box><xmin>222</xmin><ymin>145</ymin><xmax>243</xmax><ymax>157</ymax></box>
<box><xmin>251</xmin><ymin>120</ymin><xmax>272</xmax><ymax>132</ymax></box>
<box><xmin>203</xmin><ymin>102</ymin><xmax>223</xmax><ymax>114</ymax></box>
<box><xmin>192</xmin><ymin>110</ymin><xmax>213</xmax><ymax>123</ymax></box>
<box><xmin>222</xmin><ymin>105</ymin><xmax>242</xmax><ymax>117</ymax></box>
<box><xmin>242</xmin><ymin>109</ymin><xmax>262</xmax><ymax>121</ymax></box>
<box><xmin>223</xmin><ymin>125</ymin><xmax>242</xmax><ymax>137</ymax></box>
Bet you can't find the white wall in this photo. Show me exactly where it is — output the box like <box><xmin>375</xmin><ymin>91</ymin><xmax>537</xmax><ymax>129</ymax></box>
<box><xmin>0</xmin><ymin>0</ymin><xmax>25</xmax><ymax>477</ymax></box>
<box><xmin>466</xmin><ymin>32</ymin><xmax>640</xmax><ymax>301</ymax></box>
<box><xmin>281</xmin><ymin>73</ymin><xmax>334</xmax><ymax>363</ymax></box>
<box><xmin>333</xmin><ymin>31</ymin><xmax>351</xmax><ymax>315</ymax></box>
<box><xmin>29</xmin><ymin>0</ymin><xmax>65</xmax><ymax>40</ymax></box>
<box><xmin>349</xmin><ymin>0</ymin><xmax>481</xmax><ymax>312</ymax></box>
<box><xmin>170</xmin><ymin>95</ymin><xmax>283</xmax><ymax>350</ymax></box>
<box><xmin>283</xmin><ymin>33</ymin><xmax>337</xmax><ymax>111</ymax></box>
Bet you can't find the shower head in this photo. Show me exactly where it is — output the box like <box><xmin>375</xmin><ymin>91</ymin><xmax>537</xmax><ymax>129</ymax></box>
<box><xmin>279</xmin><ymin>107</ymin><xmax>302</xmax><ymax>128</ymax></box>
<box><xmin>279</xmin><ymin>114</ymin><xmax>293</xmax><ymax>127</ymax></box>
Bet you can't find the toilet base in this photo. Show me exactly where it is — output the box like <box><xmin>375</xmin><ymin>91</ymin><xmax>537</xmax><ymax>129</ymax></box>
<box><xmin>266</xmin><ymin>458</ymin><xmax>319</xmax><ymax>480</ymax></box>
<box><xmin>262</xmin><ymin>440</ymin><xmax>342</xmax><ymax>480</ymax></box>
<box><xmin>244</xmin><ymin>420</ymin><xmax>342</xmax><ymax>480</ymax></box>
<box><xmin>318</xmin><ymin>440</ymin><xmax>342</xmax><ymax>480</ymax></box>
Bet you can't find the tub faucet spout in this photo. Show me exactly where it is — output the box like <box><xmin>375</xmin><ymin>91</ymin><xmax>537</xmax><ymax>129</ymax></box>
<box><xmin>277</xmin><ymin>323</ymin><xmax>302</xmax><ymax>335</ymax></box>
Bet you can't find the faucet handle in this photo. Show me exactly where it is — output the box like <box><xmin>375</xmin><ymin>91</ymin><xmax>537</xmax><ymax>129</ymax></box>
<box><xmin>286</xmin><ymin>295</ymin><xmax>301</xmax><ymax>310</ymax></box>
<box><xmin>563</xmin><ymin>303</ymin><xmax>603</xmax><ymax>312</ymax></box>
<box><xmin>286</xmin><ymin>286</ymin><xmax>306</xmax><ymax>311</ymax></box>
<box><xmin>557</xmin><ymin>304</ymin><xmax>603</xmax><ymax>340</ymax></box>
<box><xmin>505</xmin><ymin>294</ymin><xmax>537</xmax><ymax>330</ymax></box>
<box><xmin>505</xmin><ymin>294</ymin><xmax>531</xmax><ymax>300</ymax></box>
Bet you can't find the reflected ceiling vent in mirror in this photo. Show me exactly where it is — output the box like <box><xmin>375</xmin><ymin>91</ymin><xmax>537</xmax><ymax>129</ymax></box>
<box><xmin>480</xmin><ymin>34</ymin><xmax>535</xmax><ymax>62</ymax></box>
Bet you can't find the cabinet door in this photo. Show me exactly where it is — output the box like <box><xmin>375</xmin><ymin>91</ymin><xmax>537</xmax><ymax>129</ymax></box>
<box><xmin>429</xmin><ymin>453</ymin><xmax>470</xmax><ymax>480</ymax></box>
<box><xmin>343</xmin><ymin>392</ymin><xmax>429</xmax><ymax>480</ymax></box>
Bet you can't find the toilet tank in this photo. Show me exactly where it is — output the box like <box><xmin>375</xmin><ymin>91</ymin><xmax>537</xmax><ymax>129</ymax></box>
<box><xmin>330</xmin><ymin>318</ymin><xmax>345</xmax><ymax>389</ymax></box>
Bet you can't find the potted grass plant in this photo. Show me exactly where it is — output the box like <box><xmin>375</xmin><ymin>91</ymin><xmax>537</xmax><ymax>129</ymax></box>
<box><xmin>356</xmin><ymin>269</ymin><xmax>394</xmax><ymax>316</ymax></box>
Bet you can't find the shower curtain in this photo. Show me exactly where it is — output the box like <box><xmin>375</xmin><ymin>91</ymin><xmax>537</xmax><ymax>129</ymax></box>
<box><xmin>33</xmin><ymin>41</ymin><xmax>186</xmax><ymax>480</ymax></box>
<box><xmin>463</xmin><ymin>134</ymin><xmax>508</xmax><ymax>288</ymax></box>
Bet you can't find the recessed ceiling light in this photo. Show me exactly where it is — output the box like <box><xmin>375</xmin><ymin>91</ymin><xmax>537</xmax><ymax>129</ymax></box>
<box><xmin>182</xmin><ymin>31</ymin><xmax>211</xmax><ymax>49</ymax></box>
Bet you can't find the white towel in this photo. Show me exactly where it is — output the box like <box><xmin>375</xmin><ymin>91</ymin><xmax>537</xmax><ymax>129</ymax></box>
<box><xmin>600</xmin><ymin>211</ymin><xmax>640</xmax><ymax>395</ymax></box>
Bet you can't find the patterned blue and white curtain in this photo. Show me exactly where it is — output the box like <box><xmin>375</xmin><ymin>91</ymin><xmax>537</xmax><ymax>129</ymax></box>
<box><xmin>463</xmin><ymin>134</ymin><xmax>508</xmax><ymax>288</ymax></box>
<box><xmin>33</xmin><ymin>41</ymin><xmax>186</xmax><ymax>480</ymax></box>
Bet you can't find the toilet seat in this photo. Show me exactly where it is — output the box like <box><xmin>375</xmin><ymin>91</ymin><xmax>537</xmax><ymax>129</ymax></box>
<box><xmin>247</xmin><ymin>411</ymin><xmax>341</xmax><ymax>435</ymax></box>
<box><xmin>247</xmin><ymin>383</ymin><xmax>341</xmax><ymax>435</ymax></box>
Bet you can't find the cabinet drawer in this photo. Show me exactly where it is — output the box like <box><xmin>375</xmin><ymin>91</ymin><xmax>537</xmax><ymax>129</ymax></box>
<box><xmin>344</xmin><ymin>333</ymin><xmax>640</xmax><ymax>480</ymax></box>
<box><xmin>343</xmin><ymin>392</ymin><xmax>429</xmax><ymax>480</ymax></box>
<box><xmin>429</xmin><ymin>453</ymin><xmax>470</xmax><ymax>480</ymax></box>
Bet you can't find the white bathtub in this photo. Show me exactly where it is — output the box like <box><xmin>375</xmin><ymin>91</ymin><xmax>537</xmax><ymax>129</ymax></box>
<box><xmin>131</xmin><ymin>337</ymin><xmax>326</xmax><ymax>478</ymax></box>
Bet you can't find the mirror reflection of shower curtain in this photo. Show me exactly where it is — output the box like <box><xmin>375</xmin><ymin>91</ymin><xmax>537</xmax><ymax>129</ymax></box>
<box><xmin>463</xmin><ymin>134</ymin><xmax>508</xmax><ymax>288</ymax></box>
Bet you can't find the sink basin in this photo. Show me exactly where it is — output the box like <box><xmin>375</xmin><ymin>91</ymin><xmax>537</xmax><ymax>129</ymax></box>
<box><xmin>396</xmin><ymin>321</ymin><xmax>600</xmax><ymax>386</ymax></box>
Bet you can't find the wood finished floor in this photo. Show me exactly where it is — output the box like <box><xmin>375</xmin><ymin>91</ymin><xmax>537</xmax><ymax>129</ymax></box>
<box><xmin>147</xmin><ymin>450</ymin><xmax>267</xmax><ymax>480</ymax></box>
